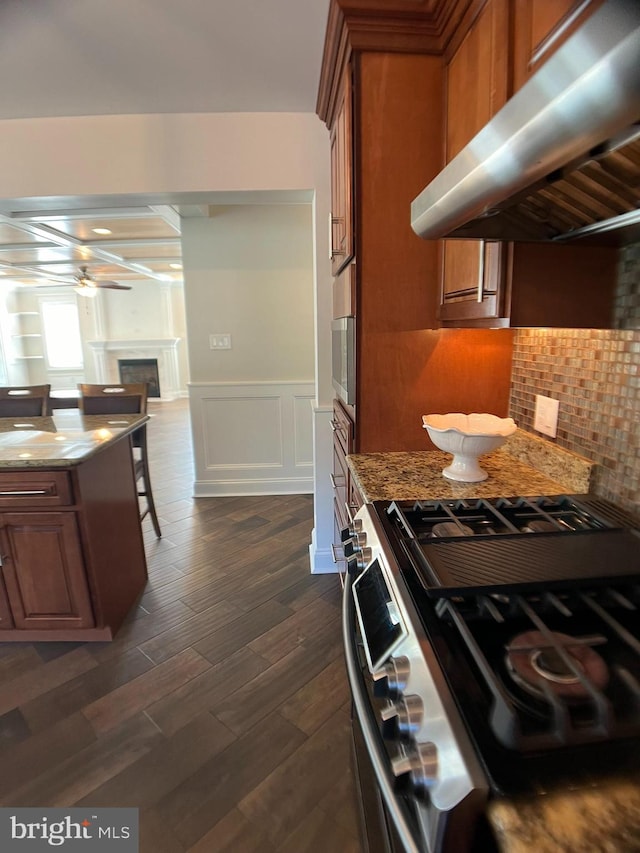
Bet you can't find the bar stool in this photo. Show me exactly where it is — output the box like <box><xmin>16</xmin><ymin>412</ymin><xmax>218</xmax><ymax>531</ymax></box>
<box><xmin>78</xmin><ymin>383</ymin><xmax>161</xmax><ymax>538</ymax></box>
<box><xmin>0</xmin><ymin>384</ymin><xmax>51</xmax><ymax>416</ymax></box>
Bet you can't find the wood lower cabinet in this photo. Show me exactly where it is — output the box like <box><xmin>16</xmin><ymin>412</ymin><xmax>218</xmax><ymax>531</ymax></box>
<box><xmin>0</xmin><ymin>574</ymin><xmax>14</xmax><ymax>629</ymax></box>
<box><xmin>0</xmin><ymin>511</ymin><xmax>94</xmax><ymax>630</ymax></box>
<box><xmin>0</xmin><ymin>433</ymin><xmax>148</xmax><ymax>641</ymax></box>
<box><xmin>331</xmin><ymin>399</ymin><xmax>355</xmax><ymax>570</ymax></box>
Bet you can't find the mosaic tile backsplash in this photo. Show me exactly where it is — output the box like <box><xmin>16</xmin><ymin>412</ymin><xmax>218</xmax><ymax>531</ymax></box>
<box><xmin>510</xmin><ymin>243</ymin><xmax>640</xmax><ymax>518</ymax></box>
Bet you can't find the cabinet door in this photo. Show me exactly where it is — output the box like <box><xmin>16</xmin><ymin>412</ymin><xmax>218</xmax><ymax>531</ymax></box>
<box><xmin>330</xmin><ymin>67</ymin><xmax>354</xmax><ymax>277</ymax></box>
<box><xmin>0</xmin><ymin>572</ymin><xmax>14</xmax><ymax>629</ymax></box>
<box><xmin>441</xmin><ymin>0</ymin><xmax>510</xmax><ymax>324</ymax></box>
<box><xmin>440</xmin><ymin>241</ymin><xmax>507</xmax><ymax>323</ymax></box>
<box><xmin>513</xmin><ymin>0</ymin><xmax>604</xmax><ymax>92</ymax></box>
<box><xmin>0</xmin><ymin>512</ymin><xmax>95</xmax><ymax>630</ymax></box>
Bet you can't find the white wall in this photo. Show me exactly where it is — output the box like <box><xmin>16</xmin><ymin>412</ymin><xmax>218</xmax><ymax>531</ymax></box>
<box><xmin>102</xmin><ymin>283</ymin><xmax>168</xmax><ymax>340</ymax></box>
<box><xmin>182</xmin><ymin>205</ymin><xmax>314</xmax><ymax>382</ymax></box>
<box><xmin>0</xmin><ymin>111</ymin><xmax>335</xmax><ymax>571</ymax></box>
<box><xmin>182</xmin><ymin>204</ymin><xmax>315</xmax><ymax>496</ymax></box>
<box><xmin>0</xmin><ymin>113</ymin><xmax>329</xmax><ymax>201</ymax></box>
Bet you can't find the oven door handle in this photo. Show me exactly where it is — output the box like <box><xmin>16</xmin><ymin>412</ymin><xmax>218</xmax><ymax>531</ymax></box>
<box><xmin>342</xmin><ymin>571</ymin><xmax>422</xmax><ymax>853</ymax></box>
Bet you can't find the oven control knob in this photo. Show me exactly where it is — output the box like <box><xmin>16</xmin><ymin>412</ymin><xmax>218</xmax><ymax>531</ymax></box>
<box><xmin>353</xmin><ymin>531</ymin><xmax>368</xmax><ymax>549</ymax></box>
<box><xmin>391</xmin><ymin>741</ymin><xmax>439</xmax><ymax>792</ymax></box>
<box><xmin>372</xmin><ymin>655</ymin><xmax>410</xmax><ymax>695</ymax></box>
<box><xmin>380</xmin><ymin>694</ymin><xmax>423</xmax><ymax>736</ymax></box>
<box><xmin>356</xmin><ymin>547</ymin><xmax>372</xmax><ymax>569</ymax></box>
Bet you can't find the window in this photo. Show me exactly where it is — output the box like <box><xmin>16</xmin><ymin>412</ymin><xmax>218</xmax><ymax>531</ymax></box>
<box><xmin>41</xmin><ymin>299</ymin><xmax>84</xmax><ymax>369</ymax></box>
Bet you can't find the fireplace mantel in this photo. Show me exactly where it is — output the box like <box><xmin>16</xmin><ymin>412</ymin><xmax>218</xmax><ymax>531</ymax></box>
<box><xmin>88</xmin><ymin>339</ymin><xmax>180</xmax><ymax>351</ymax></box>
<box><xmin>87</xmin><ymin>339</ymin><xmax>182</xmax><ymax>400</ymax></box>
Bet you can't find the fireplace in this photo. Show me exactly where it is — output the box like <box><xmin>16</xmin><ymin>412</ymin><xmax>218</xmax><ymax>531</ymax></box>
<box><xmin>118</xmin><ymin>358</ymin><xmax>160</xmax><ymax>397</ymax></box>
<box><xmin>89</xmin><ymin>339</ymin><xmax>181</xmax><ymax>400</ymax></box>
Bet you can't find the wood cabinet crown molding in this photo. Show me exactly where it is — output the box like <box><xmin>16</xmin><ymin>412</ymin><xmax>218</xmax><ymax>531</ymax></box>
<box><xmin>317</xmin><ymin>0</ymin><xmax>473</xmax><ymax>124</ymax></box>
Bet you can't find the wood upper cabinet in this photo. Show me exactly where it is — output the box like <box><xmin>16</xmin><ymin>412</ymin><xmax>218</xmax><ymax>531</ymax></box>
<box><xmin>441</xmin><ymin>0</ymin><xmax>510</xmax><ymax>324</ymax></box>
<box><xmin>512</xmin><ymin>0</ymin><xmax>605</xmax><ymax>92</ymax></box>
<box><xmin>0</xmin><ymin>511</ymin><xmax>95</xmax><ymax>630</ymax></box>
<box><xmin>317</xmin><ymin>2</ymin><xmax>515</xmax><ymax>458</ymax></box>
<box><xmin>440</xmin><ymin>0</ymin><xmax>617</xmax><ymax>329</ymax></box>
<box><xmin>330</xmin><ymin>66</ymin><xmax>354</xmax><ymax>278</ymax></box>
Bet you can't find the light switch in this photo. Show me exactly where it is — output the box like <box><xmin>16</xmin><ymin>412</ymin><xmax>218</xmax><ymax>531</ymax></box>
<box><xmin>533</xmin><ymin>394</ymin><xmax>559</xmax><ymax>438</ymax></box>
<box><xmin>209</xmin><ymin>334</ymin><xmax>232</xmax><ymax>350</ymax></box>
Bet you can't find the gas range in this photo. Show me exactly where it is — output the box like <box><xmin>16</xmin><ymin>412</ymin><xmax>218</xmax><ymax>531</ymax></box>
<box><xmin>342</xmin><ymin>494</ymin><xmax>640</xmax><ymax>852</ymax></box>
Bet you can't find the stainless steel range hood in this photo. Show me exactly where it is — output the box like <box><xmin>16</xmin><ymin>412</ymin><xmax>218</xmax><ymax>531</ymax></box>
<box><xmin>411</xmin><ymin>0</ymin><xmax>640</xmax><ymax>245</ymax></box>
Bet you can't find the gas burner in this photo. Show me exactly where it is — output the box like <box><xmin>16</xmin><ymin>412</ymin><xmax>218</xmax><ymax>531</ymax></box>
<box><xmin>505</xmin><ymin>631</ymin><xmax>609</xmax><ymax>702</ymax></box>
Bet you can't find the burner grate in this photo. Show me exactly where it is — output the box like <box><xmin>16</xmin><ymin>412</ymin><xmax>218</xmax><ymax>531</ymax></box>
<box><xmin>437</xmin><ymin>584</ymin><xmax>640</xmax><ymax>751</ymax></box>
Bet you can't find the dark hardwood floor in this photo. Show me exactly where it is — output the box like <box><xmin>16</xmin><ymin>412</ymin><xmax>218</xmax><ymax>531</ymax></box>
<box><xmin>0</xmin><ymin>399</ymin><xmax>362</xmax><ymax>853</ymax></box>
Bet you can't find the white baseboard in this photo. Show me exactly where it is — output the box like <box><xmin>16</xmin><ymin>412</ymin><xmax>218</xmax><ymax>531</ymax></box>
<box><xmin>194</xmin><ymin>477</ymin><xmax>313</xmax><ymax>497</ymax></box>
<box><xmin>308</xmin><ymin>527</ymin><xmax>340</xmax><ymax>574</ymax></box>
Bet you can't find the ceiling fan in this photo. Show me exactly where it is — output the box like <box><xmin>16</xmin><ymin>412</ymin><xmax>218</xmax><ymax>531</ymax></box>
<box><xmin>40</xmin><ymin>266</ymin><xmax>132</xmax><ymax>296</ymax></box>
<box><xmin>69</xmin><ymin>265</ymin><xmax>132</xmax><ymax>296</ymax></box>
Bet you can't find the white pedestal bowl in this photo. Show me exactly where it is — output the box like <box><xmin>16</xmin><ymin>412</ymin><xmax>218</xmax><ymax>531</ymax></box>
<box><xmin>422</xmin><ymin>413</ymin><xmax>517</xmax><ymax>482</ymax></box>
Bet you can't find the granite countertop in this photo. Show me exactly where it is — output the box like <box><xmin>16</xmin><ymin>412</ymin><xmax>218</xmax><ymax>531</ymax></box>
<box><xmin>347</xmin><ymin>430</ymin><xmax>594</xmax><ymax>501</ymax></box>
<box><xmin>0</xmin><ymin>410</ymin><xmax>148</xmax><ymax>468</ymax></box>
<box><xmin>488</xmin><ymin>776</ymin><xmax>640</xmax><ymax>853</ymax></box>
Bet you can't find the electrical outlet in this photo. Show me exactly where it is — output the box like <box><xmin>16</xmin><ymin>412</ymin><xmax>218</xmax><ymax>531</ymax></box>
<box><xmin>533</xmin><ymin>394</ymin><xmax>559</xmax><ymax>438</ymax></box>
<box><xmin>209</xmin><ymin>333</ymin><xmax>232</xmax><ymax>350</ymax></box>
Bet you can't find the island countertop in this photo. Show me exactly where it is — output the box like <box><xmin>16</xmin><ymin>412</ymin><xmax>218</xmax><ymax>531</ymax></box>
<box><xmin>0</xmin><ymin>410</ymin><xmax>148</xmax><ymax>468</ymax></box>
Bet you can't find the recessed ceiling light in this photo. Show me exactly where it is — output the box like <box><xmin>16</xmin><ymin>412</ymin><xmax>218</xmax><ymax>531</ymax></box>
<box><xmin>92</xmin><ymin>227</ymin><xmax>112</xmax><ymax>235</ymax></box>
<box><xmin>169</xmin><ymin>263</ymin><xmax>182</xmax><ymax>270</ymax></box>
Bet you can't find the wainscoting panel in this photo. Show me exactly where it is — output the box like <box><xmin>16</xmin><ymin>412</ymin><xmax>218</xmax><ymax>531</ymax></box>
<box><xmin>189</xmin><ymin>381</ymin><xmax>315</xmax><ymax>496</ymax></box>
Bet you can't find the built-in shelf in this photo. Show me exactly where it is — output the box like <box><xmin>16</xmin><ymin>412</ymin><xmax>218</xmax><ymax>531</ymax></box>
<box><xmin>12</xmin><ymin>333</ymin><xmax>42</xmax><ymax>338</ymax></box>
<box><xmin>15</xmin><ymin>355</ymin><xmax>45</xmax><ymax>360</ymax></box>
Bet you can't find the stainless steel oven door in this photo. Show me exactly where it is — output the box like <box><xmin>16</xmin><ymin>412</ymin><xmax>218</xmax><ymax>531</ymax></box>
<box><xmin>341</xmin><ymin>503</ymin><xmax>490</xmax><ymax>853</ymax></box>
<box><xmin>343</xmin><ymin>568</ymin><xmax>427</xmax><ymax>853</ymax></box>
<box><xmin>351</xmin><ymin>708</ymin><xmax>409</xmax><ymax>853</ymax></box>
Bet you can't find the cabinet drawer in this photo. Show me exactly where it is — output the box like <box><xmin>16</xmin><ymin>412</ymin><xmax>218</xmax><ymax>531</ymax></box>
<box><xmin>332</xmin><ymin>444</ymin><xmax>349</xmax><ymax>506</ymax></box>
<box><xmin>332</xmin><ymin>399</ymin><xmax>354</xmax><ymax>459</ymax></box>
<box><xmin>0</xmin><ymin>471</ymin><xmax>73</xmax><ymax>507</ymax></box>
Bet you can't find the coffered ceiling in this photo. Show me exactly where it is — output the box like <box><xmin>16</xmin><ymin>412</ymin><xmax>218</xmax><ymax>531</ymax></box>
<box><xmin>0</xmin><ymin>203</ymin><xmax>184</xmax><ymax>290</ymax></box>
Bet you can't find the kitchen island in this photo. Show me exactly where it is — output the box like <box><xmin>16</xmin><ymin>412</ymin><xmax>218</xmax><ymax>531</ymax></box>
<box><xmin>0</xmin><ymin>410</ymin><xmax>149</xmax><ymax>641</ymax></box>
